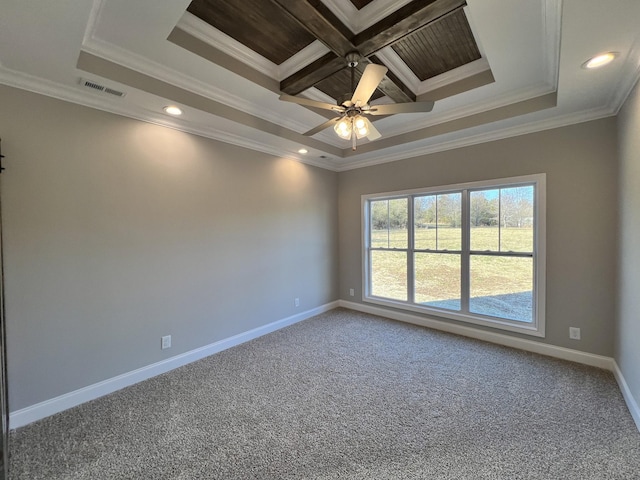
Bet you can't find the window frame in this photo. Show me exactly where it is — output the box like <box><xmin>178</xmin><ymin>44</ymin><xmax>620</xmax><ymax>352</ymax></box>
<box><xmin>362</xmin><ymin>174</ymin><xmax>546</xmax><ymax>337</ymax></box>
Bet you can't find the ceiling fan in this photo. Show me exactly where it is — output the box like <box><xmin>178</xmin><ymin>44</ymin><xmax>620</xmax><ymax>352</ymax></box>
<box><xmin>279</xmin><ymin>53</ymin><xmax>435</xmax><ymax>150</ymax></box>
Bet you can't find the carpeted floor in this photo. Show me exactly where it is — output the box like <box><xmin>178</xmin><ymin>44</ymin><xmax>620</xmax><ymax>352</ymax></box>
<box><xmin>9</xmin><ymin>308</ymin><xmax>640</xmax><ymax>479</ymax></box>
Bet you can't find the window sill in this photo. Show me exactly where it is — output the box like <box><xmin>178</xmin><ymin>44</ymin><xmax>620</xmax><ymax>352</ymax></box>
<box><xmin>363</xmin><ymin>295</ymin><xmax>545</xmax><ymax>338</ymax></box>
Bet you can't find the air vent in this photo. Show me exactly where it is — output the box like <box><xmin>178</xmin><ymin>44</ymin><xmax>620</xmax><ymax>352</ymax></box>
<box><xmin>79</xmin><ymin>78</ymin><xmax>126</xmax><ymax>98</ymax></box>
<box><xmin>103</xmin><ymin>87</ymin><xmax>125</xmax><ymax>97</ymax></box>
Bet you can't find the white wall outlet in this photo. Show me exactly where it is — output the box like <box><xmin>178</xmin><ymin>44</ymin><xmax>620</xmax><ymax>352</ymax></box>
<box><xmin>569</xmin><ymin>327</ymin><xmax>581</xmax><ymax>340</ymax></box>
<box><xmin>294</xmin><ymin>298</ymin><xmax>300</xmax><ymax>307</ymax></box>
<box><xmin>349</xmin><ymin>288</ymin><xmax>355</xmax><ymax>296</ymax></box>
<box><xmin>161</xmin><ymin>335</ymin><xmax>172</xmax><ymax>350</ymax></box>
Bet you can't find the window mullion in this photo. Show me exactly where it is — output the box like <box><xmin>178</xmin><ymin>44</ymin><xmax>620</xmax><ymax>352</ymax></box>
<box><xmin>498</xmin><ymin>189</ymin><xmax>502</xmax><ymax>251</ymax></box>
<box><xmin>461</xmin><ymin>189</ymin><xmax>470</xmax><ymax>313</ymax></box>
<box><xmin>407</xmin><ymin>196</ymin><xmax>415</xmax><ymax>304</ymax></box>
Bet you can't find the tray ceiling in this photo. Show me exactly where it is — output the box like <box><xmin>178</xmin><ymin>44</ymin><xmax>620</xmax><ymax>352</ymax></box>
<box><xmin>1</xmin><ymin>0</ymin><xmax>639</xmax><ymax>171</ymax></box>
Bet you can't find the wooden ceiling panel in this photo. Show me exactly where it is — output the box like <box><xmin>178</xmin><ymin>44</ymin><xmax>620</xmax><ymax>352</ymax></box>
<box><xmin>187</xmin><ymin>0</ymin><xmax>316</xmax><ymax>65</ymax></box>
<box><xmin>184</xmin><ymin>0</ymin><xmax>480</xmax><ymax>103</ymax></box>
<box><xmin>350</xmin><ymin>0</ymin><xmax>376</xmax><ymax>9</ymax></box>
<box><xmin>391</xmin><ymin>9</ymin><xmax>480</xmax><ymax>81</ymax></box>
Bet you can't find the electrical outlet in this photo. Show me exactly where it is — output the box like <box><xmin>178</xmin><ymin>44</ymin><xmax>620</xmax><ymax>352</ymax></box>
<box><xmin>349</xmin><ymin>288</ymin><xmax>355</xmax><ymax>296</ymax></box>
<box><xmin>569</xmin><ymin>327</ymin><xmax>581</xmax><ymax>340</ymax></box>
<box><xmin>294</xmin><ymin>298</ymin><xmax>300</xmax><ymax>307</ymax></box>
<box><xmin>161</xmin><ymin>335</ymin><xmax>172</xmax><ymax>350</ymax></box>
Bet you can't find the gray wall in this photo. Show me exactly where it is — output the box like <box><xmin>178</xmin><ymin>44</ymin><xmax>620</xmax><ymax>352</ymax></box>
<box><xmin>617</xmin><ymin>79</ymin><xmax>640</xmax><ymax>408</ymax></box>
<box><xmin>0</xmin><ymin>82</ymin><xmax>627</xmax><ymax>414</ymax></box>
<box><xmin>0</xmin><ymin>86</ymin><xmax>339</xmax><ymax>411</ymax></box>
<box><xmin>338</xmin><ymin>118</ymin><xmax>618</xmax><ymax>356</ymax></box>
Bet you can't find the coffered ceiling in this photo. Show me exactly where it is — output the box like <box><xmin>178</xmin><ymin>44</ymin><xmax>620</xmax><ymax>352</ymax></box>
<box><xmin>0</xmin><ymin>0</ymin><xmax>639</xmax><ymax>171</ymax></box>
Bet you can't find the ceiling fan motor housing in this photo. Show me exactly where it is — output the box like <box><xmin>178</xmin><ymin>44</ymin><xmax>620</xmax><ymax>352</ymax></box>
<box><xmin>338</xmin><ymin>93</ymin><xmax>354</xmax><ymax>107</ymax></box>
<box><xmin>345</xmin><ymin>51</ymin><xmax>360</xmax><ymax>67</ymax></box>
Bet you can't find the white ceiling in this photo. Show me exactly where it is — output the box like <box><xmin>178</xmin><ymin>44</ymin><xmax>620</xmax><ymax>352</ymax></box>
<box><xmin>1</xmin><ymin>0</ymin><xmax>639</xmax><ymax>171</ymax></box>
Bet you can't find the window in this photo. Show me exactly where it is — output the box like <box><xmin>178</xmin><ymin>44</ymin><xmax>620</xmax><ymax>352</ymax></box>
<box><xmin>363</xmin><ymin>174</ymin><xmax>546</xmax><ymax>337</ymax></box>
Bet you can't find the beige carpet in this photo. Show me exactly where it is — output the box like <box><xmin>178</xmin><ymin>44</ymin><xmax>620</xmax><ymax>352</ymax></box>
<box><xmin>9</xmin><ymin>308</ymin><xmax>640</xmax><ymax>479</ymax></box>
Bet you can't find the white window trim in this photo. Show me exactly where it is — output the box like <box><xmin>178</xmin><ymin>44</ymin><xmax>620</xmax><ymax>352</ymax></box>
<box><xmin>361</xmin><ymin>174</ymin><xmax>546</xmax><ymax>338</ymax></box>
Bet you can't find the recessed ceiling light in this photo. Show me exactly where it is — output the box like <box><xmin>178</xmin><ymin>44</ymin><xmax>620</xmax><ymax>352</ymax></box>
<box><xmin>298</xmin><ymin>148</ymin><xmax>308</xmax><ymax>154</ymax></box>
<box><xmin>583</xmin><ymin>52</ymin><xmax>617</xmax><ymax>69</ymax></box>
<box><xmin>163</xmin><ymin>105</ymin><xmax>182</xmax><ymax>116</ymax></box>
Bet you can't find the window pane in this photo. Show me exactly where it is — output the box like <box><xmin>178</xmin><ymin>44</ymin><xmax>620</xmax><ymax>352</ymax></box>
<box><xmin>370</xmin><ymin>200</ymin><xmax>390</xmax><ymax>248</ymax></box>
<box><xmin>437</xmin><ymin>193</ymin><xmax>461</xmax><ymax>250</ymax></box>
<box><xmin>414</xmin><ymin>253</ymin><xmax>460</xmax><ymax>310</ymax></box>
<box><xmin>470</xmin><ymin>255</ymin><xmax>533</xmax><ymax>322</ymax></box>
<box><xmin>371</xmin><ymin>251</ymin><xmax>407</xmax><ymax>301</ymax></box>
<box><xmin>414</xmin><ymin>195</ymin><xmax>436</xmax><ymax>250</ymax></box>
<box><xmin>500</xmin><ymin>186</ymin><xmax>534</xmax><ymax>252</ymax></box>
<box><xmin>388</xmin><ymin>198</ymin><xmax>408</xmax><ymax>248</ymax></box>
<box><xmin>470</xmin><ymin>190</ymin><xmax>499</xmax><ymax>251</ymax></box>
<box><xmin>370</xmin><ymin>199</ymin><xmax>408</xmax><ymax>249</ymax></box>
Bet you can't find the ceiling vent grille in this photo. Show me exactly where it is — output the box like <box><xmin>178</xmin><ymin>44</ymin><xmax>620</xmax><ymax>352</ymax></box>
<box><xmin>79</xmin><ymin>78</ymin><xmax>126</xmax><ymax>98</ymax></box>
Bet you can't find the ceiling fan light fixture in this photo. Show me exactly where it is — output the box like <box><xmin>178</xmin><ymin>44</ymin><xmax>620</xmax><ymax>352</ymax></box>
<box><xmin>334</xmin><ymin>115</ymin><xmax>370</xmax><ymax>141</ymax></box>
<box><xmin>334</xmin><ymin>118</ymin><xmax>352</xmax><ymax>140</ymax></box>
<box><xmin>355</xmin><ymin>115</ymin><xmax>369</xmax><ymax>138</ymax></box>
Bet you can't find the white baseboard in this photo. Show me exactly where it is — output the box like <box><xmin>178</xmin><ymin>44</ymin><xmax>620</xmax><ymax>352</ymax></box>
<box><xmin>338</xmin><ymin>300</ymin><xmax>614</xmax><ymax>370</ymax></box>
<box><xmin>612</xmin><ymin>361</ymin><xmax>640</xmax><ymax>432</ymax></box>
<box><xmin>14</xmin><ymin>300</ymin><xmax>637</xmax><ymax>434</ymax></box>
<box><xmin>10</xmin><ymin>301</ymin><xmax>339</xmax><ymax>429</ymax></box>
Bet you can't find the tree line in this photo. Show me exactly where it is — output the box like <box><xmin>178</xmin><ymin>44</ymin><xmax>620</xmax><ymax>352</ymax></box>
<box><xmin>371</xmin><ymin>187</ymin><xmax>533</xmax><ymax>230</ymax></box>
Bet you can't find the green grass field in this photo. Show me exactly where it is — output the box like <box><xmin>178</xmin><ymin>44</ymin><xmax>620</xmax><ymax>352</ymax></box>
<box><xmin>370</xmin><ymin>227</ymin><xmax>533</xmax><ymax>319</ymax></box>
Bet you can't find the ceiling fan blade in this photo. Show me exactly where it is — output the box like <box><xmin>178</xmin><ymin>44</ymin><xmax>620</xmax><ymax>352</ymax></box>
<box><xmin>304</xmin><ymin>117</ymin><xmax>342</xmax><ymax>136</ymax></box>
<box><xmin>354</xmin><ymin>117</ymin><xmax>382</xmax><ymax>141</ymax></box>
<box><xmin>279</xmin><ymin>94</ymin><xmax>344</xmax><ymax>112</ymax></box>
<box><xmin>364</xmin><ymin>117</ymin><xmax>381</xmax><ymax>141</ymax></box>
<box><xmin>351</xmin><ymin>63</ymin><xmax>388</xmax><ymax>106</ymax></box>
<box><xmin>367</xmin><ymin>101</ymin><xmax>435</xmax><ymax>115</ymax></box>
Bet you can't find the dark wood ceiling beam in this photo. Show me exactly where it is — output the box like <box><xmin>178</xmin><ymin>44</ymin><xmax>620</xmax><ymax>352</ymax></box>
<box><xmin>354</xmin><ymin>0</ymin><xmax>467</xmax><ymax>57</ymax></box>
<box><xmin>278</xmin><ymin>0</ymin><xmax>467</xmax><ymax>101</ymax></box>
<box><xmin>280</xmin><ymin>52</ymin><xmax>346</xmax><ymax>96</ymax></box>
<box><xmin>269</xmin><ymin>0</ymin><xmax>354</xmax><ymax>57</ymax></box>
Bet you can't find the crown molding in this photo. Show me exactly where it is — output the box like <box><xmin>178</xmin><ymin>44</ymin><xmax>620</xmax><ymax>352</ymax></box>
<box><xmin>335</xmin><ymin>105</ymin><xmax>615</xmax><ymax>171</ymax></box>
<box><xmin>82</xmin><ymin>0</ymin><xmax>108</xmax><ymax>46</ymax></box>
<box><xmin>82</xmin><ymin>1</ymin><xmax>317</xmax><ymax>134</ymax></box>
<box><xmin>1</xmin><ymin>0</ymin><xmax>627</xmax><ymax>176</ymax></box>
<box><xmin>418</xmin><ymin>58</ymin><xmax>491</xmax><ymax>95</ymax></box>
<box><xmin>543</xmin><ymin>0</ymin><xmax>562</xmax><ymax>89</ymax></box>
<box><xmin>376</xmin><ymin>83</ymin><xmax>555</xmax><ymax>139</ymax></box>
<box><xmin>321</xmin><ymin>0</ymin><xmax>413</xmax><ymax>34</ymax></box>
<box><xmin>174</xmin><ymin>121</ymin><xmax>338</xmax><ymax>171</ymax></box>
<box><xmin>177</xmin><ymin>12</ymin><xmax>277</xmax><ymax>79</ymax></box>
<box><xmin>609</xmin><ymin>31</ymin><xmax>640</xmax><ymax>114</ymax></box>
<box><xmin>0</xmin><ymin>65</ymin><xmax>134</xmax><ymax>118</ymax></box>
<box><xmin>373</xmin><ymin>47</ymin><xmax>420</xmax><ymax>92</ymax></box>
<box><xmin>0</xmin><ymin>65</ymin><xmax>340</xmax><ymax>171</ymax></box>
<box><xmin>80</xmin><ymin>37</ymin><xmax>314</xmax><ymax>135</ymax></box>
<box><xmin>372</xmin><ymin>16</ymin><xmax>493</xmax><ymax>97</ymax></box>
<box><xmin>0</xmin><ymin>64</ymin><xmax>617</xmax><ymax>175</ymax></box>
